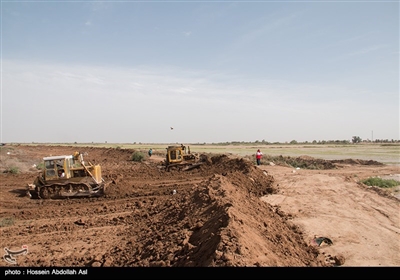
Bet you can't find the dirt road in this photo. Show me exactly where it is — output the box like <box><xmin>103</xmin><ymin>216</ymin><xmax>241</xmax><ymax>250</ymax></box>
<box><xmin>0</xmin><ymin>145</ymin><xmax>398</xmax><ymax>270</ymax></box>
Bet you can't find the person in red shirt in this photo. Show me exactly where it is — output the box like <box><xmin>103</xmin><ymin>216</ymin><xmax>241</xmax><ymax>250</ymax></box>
<box><xmin>256</xmin><ymin>149</ymin><xmax>263</xmax><ymax>166</ymax></box>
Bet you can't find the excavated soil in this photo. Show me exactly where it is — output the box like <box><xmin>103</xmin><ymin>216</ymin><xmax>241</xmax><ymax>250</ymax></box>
<box><xmin>0</xmin><ymin>145</ymin><xmax>399</xmax><ymax>271</ymax></box>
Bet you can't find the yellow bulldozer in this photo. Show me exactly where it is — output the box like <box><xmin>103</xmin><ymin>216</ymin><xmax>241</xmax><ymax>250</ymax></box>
<box><xmin>164</xmin><ymin>144</ymin><xmax>209</xmax><ymax>171</ymax></box>
<box><xmin>27</xmin><ymin>151</ymin><xmax>107</xmax><ymax>199</ymax></box>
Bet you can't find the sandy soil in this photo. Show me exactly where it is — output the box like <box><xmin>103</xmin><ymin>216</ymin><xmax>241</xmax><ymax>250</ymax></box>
<box><xmin>0</xmin><ymin>145</ymin><xmax>399</xmax><ymax>270</ymax></box>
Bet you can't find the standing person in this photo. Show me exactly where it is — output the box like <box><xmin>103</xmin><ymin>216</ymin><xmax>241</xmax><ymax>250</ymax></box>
<box><xmin>256</xmin><ymin>149</ymin><xmax>263</xmax><ymax>166</ymax></box>
<box><xmin>148</xmin><ymin>148</ymin><xmax>153</xmax><ymax>157</ymax></box>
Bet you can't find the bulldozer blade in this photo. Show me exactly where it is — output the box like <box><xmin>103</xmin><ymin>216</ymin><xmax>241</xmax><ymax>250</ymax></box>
<box><xmin>182</xmin><ymin>163</ymin><xmax>203</xmax><ymax>171</ymax></box>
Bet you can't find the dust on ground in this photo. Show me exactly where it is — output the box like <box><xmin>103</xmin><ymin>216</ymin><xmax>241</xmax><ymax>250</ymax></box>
<box><xmin>0</xmin><ymin>145</ymin><xmax>399</xmax><ymax>268</ymax></box>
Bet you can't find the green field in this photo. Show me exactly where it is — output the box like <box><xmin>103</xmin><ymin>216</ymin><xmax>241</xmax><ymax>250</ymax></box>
<box><xmin>13</xmin><ymin>142</ymin><xmax>400</xmax><ymax>165</ymax></box>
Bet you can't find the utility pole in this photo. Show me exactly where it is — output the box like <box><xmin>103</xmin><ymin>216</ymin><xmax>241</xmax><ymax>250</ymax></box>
<box><xmin>371</xmin><ymin>130</ymin><xmax>373</xmax><ymax>142</ymax></box>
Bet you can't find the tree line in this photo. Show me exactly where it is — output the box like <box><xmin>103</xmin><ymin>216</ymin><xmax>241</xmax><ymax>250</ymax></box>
<box><xmin>210</xmin><ymin>137</ymin><xmax>399</xmax><ymax>145</ymax></box>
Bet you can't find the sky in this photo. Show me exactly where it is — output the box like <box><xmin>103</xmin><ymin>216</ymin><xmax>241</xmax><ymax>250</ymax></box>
<box><xmin>1</xmin><ymin>0</ymin><xmax>399</xmax><ymax>144</ymax></box>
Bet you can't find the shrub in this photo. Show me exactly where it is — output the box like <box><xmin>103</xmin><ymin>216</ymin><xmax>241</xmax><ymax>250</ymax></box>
<box><xmin>5</xmin><ymin>166</ymin><xmax>19</xmax><ymax>174</ymax></box>
<box><xmin>0</xmin><ymin>217</ymin><xmax>14</xmax><ymax>227</ymax></box>
<box><xmin>361</xmin><ymin>177</ymin><xmax>400</xmax><ymax>188</ymax></box>
<box><xmin>131</xmin><ymin>151</ymin><xmax>145</xmax><ymax>162</ymax></box>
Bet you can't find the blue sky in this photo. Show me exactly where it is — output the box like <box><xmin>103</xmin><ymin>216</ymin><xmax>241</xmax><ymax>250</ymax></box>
<box><xmin>1</xmin><ymin>0</ymin><xmax>399</xmax><ymax>144</ymax></box>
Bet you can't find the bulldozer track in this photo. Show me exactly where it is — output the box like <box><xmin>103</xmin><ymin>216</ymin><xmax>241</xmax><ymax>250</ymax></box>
<box><xmin>37</xmin><ymin>182</ymin><xmax>99</xmax><ymax>199</ymax></box>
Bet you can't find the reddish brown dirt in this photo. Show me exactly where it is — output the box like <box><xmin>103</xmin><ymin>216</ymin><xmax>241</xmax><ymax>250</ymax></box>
<box><xmin>0</xmin><ymin>145</ymin><xmax>399</xmax><ymax>270</ymax></box>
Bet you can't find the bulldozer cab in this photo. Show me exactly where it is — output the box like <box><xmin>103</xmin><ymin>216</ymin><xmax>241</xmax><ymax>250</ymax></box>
<box><xmin>166</xmin><ymin>146</ymin><xmax>184</xmax><ymax>165</ymax></box>
<box><xmin>43</xmin><ymin>155</ymin><xmax>74</xmax><ymax>181</ymax></box>
<box><xmin>42</xmin><ymin>153</ymin><xmax>88</xmax><ymax>181</ymax></box>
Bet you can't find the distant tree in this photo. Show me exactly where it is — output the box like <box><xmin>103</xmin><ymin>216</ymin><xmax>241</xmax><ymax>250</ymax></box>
<box><xmin>290</xmin><ymin>140</ymin><xmax>298</xmax><ymax>144</ymax></box>
<box><xmin>352</xmin><ymin>136</ymin><xmax>362</xmax><ymax>143</ymax></box>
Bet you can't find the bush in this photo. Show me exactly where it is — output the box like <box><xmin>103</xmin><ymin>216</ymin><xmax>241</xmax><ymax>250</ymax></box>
<box><xmin>5</xmin><ymin>166</ymin><xmax>19</xmax><ymax>174</ymax></box>
<box><xmin>0</xmin><ymin>217</ymin><xmax>14</xmax><ymax>227</ymax></box>
<box><xmin>361</xmin><ymin>177</ymin><xmax>400</xmax><ymax>188</ymax></box>
<box><xmin>131</xmin><ymin>151</ymin><xmax>145</xmax><ymax>162</ymax></box>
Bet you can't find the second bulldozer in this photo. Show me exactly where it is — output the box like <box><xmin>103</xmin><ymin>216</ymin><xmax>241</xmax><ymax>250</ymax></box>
<box><xmin>164</xmin><ymin>144</ymin><xmax>209</xmax><ymax>171</ymax></box>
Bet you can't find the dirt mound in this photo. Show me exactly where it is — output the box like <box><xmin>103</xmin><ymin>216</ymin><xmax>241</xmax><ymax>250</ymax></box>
<box><xmin>108</xmin><ymin>174</ymin><xmax>323</xmax><ymax>267</ymax></box>
<box><xmin>331</xmin><ymin>158</ymin><xmax>384</xmax><ymax>165</ymax></box>
<box><xmin>208</xmin><ymin>155</ymin><xmax>276</xmax><ymax>196</ymax></box>
<box><xmin>261</xmin><ymin>154</ymin><xmax>385</xmax><ymax>170</ymax></box>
